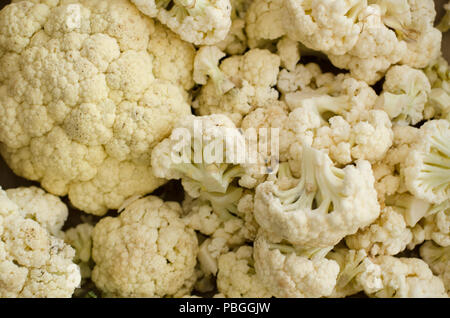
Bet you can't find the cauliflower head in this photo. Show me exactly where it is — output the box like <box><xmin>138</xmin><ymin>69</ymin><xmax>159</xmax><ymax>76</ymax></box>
<box><xmin>91</xmin><ymin>195</ymin><xmax>198</xmax><ymax>297</ymax></box>
<box><xmin>0</xmin><ymin>187</ymin><xmax>81</xmax><ymax>298</ymax></box>
<box><xmin>0</xmin><ymin>0</ymin><xmax>196</xmax><ymax>215</ymax></box>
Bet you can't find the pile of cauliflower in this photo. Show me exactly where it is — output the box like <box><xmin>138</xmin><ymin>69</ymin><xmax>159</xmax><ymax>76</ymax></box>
<box><xmin>0</xmin><ymin>0</ymin><xmax>448</xmax><ymax>298</ymax></box>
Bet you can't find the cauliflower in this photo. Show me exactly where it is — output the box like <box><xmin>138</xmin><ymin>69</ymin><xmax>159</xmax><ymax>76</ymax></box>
<box><xmin>424</xmin><ymin>57</ymin><xmax>450</xmax><ymax>120</ymax></box>
<box><xmin>0</xmin><ymin>0</ymin><xmax>196</xmax><ymax>215</ymax></box>
<box><xmin>216</xmin><ymin>0</ymin><xmax>252</xmax><ymax>55</ymax></box>
<box><xmin>327</xmin><ymin>247</ymin><xmax>383</xmax><ymax>298</ymax></box>
<box><xmin>411</xmin><ymin>200</ymin><xmax>450</xmax><ymax>247</ymax></box>
<box><xmin>183</xmin><ymin>191</ymin><xmax>258</xmax><ymax>277</ymax></box>
<box><xmin>0</xmin><ymin>187</ymin><xmax>80</xmax><ymax>298</ymax></box>
<box><xmin>254</xmin><ymin>145</ymin><xmax>380</xmax><ymax>247</ymax></box>
<box><xmin>280</xmin><ymin>68</ymin><xmax>392</xmax><ymax>166</ymax></box>
<box><xmin>253</xmin><ymin>232</ymin><xmax>339</xmax><ymax>298</ymax></box>
<box><xmin>276</xmin><ymin>36</ymin><xmax>301</xmax><ymax>72</ymax></box>
<box><xmin>376</xmin><ymin>65</ymin><xmax>432</xmax><ymax>125</ymax></box>
<box><xmin>245</xmin><ymin>0</ymin><xmax>287</xmax><ymax>48</ymax></box>
<box><xmin>193</xmin><ymin>46</ymin><xmax>234</xmax><ymax>94</ymax></box>
<box><xmin>216</xmin><ymin>245</ymin><xmax>272</xmax><ymax>298</ymax></box>
<box><xmin>64</xmin><ymin>223</ymin><xmax>94</xmax><ymax>279</ymax></box>
<box><xmin>131</xmin><ymin>0</ymin><xmax>232</xmax><ymax>45</ymax></box>
<box><xmin>284</xmin><ymin>0</ymin><xmax>366</xmax><ymax>56</ymax></box>
<box><xmin>91</xmin><ymin>196</ymin><xmax>198</xmax><ymax>297</ymax></box>
<box><xmin>193</xmin><ymin>49</ymin><xmax>280</xmax><ymax>125</ymax></box>
<box><xmin>5</xmin><ymin>186</ymin><xmax>68</xmax><ymax>236</ymax></box>
<box><xmin>370</xmin><ymin>255</ymin><xmax>447</xmax><ymax>298</ymax></box>
<box><xmin>420</xmin><ymin>241</ymin><xmax>450</xmax><ymax>293</ymax></box>
<box><xmin>438</xmin><ymin>1</ymin><xmax>450</xmax><ymax>32</ymax></box>
<box><xmin>404</xmin><ymin>120</ymin><xmax>450</xmax><ymax>205</ymax></box>
<box><xmin>345</xmin><ymin>207</ymin><xmax>413</xmax><ymax>256</ymax></box>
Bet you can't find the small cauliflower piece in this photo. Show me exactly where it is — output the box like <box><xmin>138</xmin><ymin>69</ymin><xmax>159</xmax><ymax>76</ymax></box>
<box><xmin>0</xmin><ymin>0</ymin><xmax>196</xmax><ymax>215</ymax></box>
<box><xmin>131</xmin><ymin>0</ymin><xmax>232</xmax><ymax>45</ymax></box>
<box><xmin>5</xmin><ymin>186</ymin><xmax>68</xmax><ymax>236</ymax></box>
<box><xmin>370</xmin><ymin>255</ymin><xmax>447</xmax><ymax>298</ymax></box>
<box><xmin>193</xmin><ymin>49</ymin><xmax>281</xmax><ymax>125</ymax></box>
<box><xmin>217</xmin><ymin>245</ymin><xmax>272</xmax><ymax>298</ymax></box>
<box><xmin>284</xmin><ymin>0</ymin><xmax>366</xmax><ymax>56</ymax></box>
<box><xmin>245</xmin><ymin>0</ymin><xmax>287</xmax><ymax>48</ymax></box>
<box><xmin>420</xmin><ymin>241</ymin><xmax>450</xmax><ymax>293</ymax></box>
<box><xmin>254</xmin><ymin>145</ymin><xmax>380</xmax><ymax>247</ymax></box>
<box><xmin>91</xmin><ymin>196</ymin><xmax>198</xmax><ymax>297</ymax></box>
<box><xmin>424</xmin><ymin>57</ymin><xmax>450</xmax><ymax>120</ymax></box>
<box><xmin>376</xmin><ymin>65</ymin><xmax>431</xmax><ymax>125</ymax></box>
<box><xmin>327</xmin><ymin>247</ymin><xmax>383</xmax><ymax>298</ymax></box>
<box><xmin>345</xmin><ymin>207</ymin><xmax>413</xmax><ymax>256</ymax></box>
<box><xmin>411</xmin><ymin>200</ymin><xmax>450</xmax><ymax>247</ymax></box>
<box><xmin>0</xmin><ymin>187</ymin><xmax>80</xmax><ymax>298</ymax></box>
<box><xmin>64</xmin><ymin>223</ymin><xmax>94</xmax><ymax>279</ymax></box>
<box><xmin>253</xmin><ymin>232</ymin><xmax>339</xmax><ymax>298</ymax></box>
<box><xmin>276</xmin><ymin>36</ymin><xmax>301</xmax><ymax>72</ymax></box>
<box><xmin>193</xmin><ymin>46</ymin><xmax>234</xmax><ymax>94</ymax></box>
<box><xmin>404</xmin><ymin>120</ymin><xmax>450</xmax><ymax>205</ymax></box>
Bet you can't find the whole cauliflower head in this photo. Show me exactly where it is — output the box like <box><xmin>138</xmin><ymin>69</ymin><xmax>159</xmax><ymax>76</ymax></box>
<box><xmin>0</xmin><ymin>0</ymin><xmax>196</xmax><ymax>215</ymax></box>
<box><xmin>91</xmin><ymin>196</ymin><xmax>198</xmax><ymax>297</ymax></box>
<box><xmin>0</xmin><ymin>187</ymin><xmax>81</xmax><ymax>298</ymax></box>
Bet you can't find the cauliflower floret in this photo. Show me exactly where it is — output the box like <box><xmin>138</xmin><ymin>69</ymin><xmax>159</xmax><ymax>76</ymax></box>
<box><xmin>254</xmin><ymin>145</ymin><xmax>380</xmax><ymax>247</ymax></box>
<box><xmin>370</xmin><ymin>255</ymin><xmax>447</xmax><ymax>298</ymax></box>
<box><xmin>245</xmin><ymin>0</ymin><xmax>287</xmax><ymax>48</ymax></box>
<box><xmin>276</xmin><ymin>36</ymin><xmax>301</xmax><ymax>72</ymax></box>
<box><xmin>253</xmin><ymin>232</ymin><xmax>340</xmax><ymax>298</ymax></box>
<box><xmin>345</xmin><ymin>207</ymin><xmax>413</xmax><ymax>256</ymax></box>
<box><xmin>217</xmin><ymin>245</ymin><xmax>272</xmax><ymax>298</ymax></box>
<box><xmin>193</xmin><ymin>49</ymin><xmax>280</xmax><ymax>126</ymax></box>
<box><xmin>64</xmin><ymin>223</ymin><xmax>94</xmax><ymax>279</ymax></box>
<box><xmin>277</xmin><ymin>62</ymin><xmax>324</xmax><ymax>95</ymax></box>
<box><xmin>216</xmin><ymin>0</ymin><xmax>252</xmax><ymax>55</ymax></box>
<box><xmin>131</xmin><ymin>0</ymin><xmax>232</xmax><ymax>45</ymax></box>
<box><xmin>404</xmin><ymin>120</ymin><xmax>450</xmax><ymax>205</ymax></box>
<box><xmin>411</xmin><ymin>200</ymin><xmax>450</xmax><ymax>247</ymax></box>
<box><xmin>193</xmin><ymin>46</ymin><xmax>234</xmax><ymax>93</ymax></box>
<box><xmin>0</xmin><ymin>187</ymin><xmax>80</xmax><ymax>298</ymax></box>
<box><xmin>327</xmin><ymin>4</ymin><xmax>407</xmax><ymax>85</ymax></box>
<box><xmin>376</xmin><ymin>65</ymin><xmax>431</xmax><ymax>125</ymax></box>
<box><xmin>91</xmin><ymin>196</ymin><xmax>198</xmax><ymax>297</ymax></box>
<box><xmin>0</xmin><ymin>0</ymin><xmax>196</xmax><ymax>215</ymax></box>
<box><xmin>5</xmin><ymin>186</ymin><xmax>68</xmax><ymax>236</ymax></box>
<box><xmin>327</xmin><ymin>247</ymin><xmax>383</xmax><ymax>298</ymax></box>
<box><xmin>420</xmin><ymin>241</ymin><xmax>450</xmax><ymax>293</ymax></box>
<box><xmin>284</xmin><ymin>0</ymin><xmax>367</xmax><ymax>56</ymax></box>
<box><xmin>424</xmin><ymin>57</ymin><xmax>450</xmax><ymax>120</ymax></box>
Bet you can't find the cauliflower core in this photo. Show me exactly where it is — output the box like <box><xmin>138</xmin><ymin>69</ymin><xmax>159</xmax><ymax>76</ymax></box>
<box><xmin>0</xmin><ymin>187</ymin><xmax>80</xmax><ymax>298</ymax></box>
<box><xmin>0</xmin><ymin>0</ymin><xmax>195</xmax><ymax>215</ymax></box>
<box><xmin>91</xmin><ymin>196</ymin><xmax>198</xmax><ymax>297</ymax></box>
